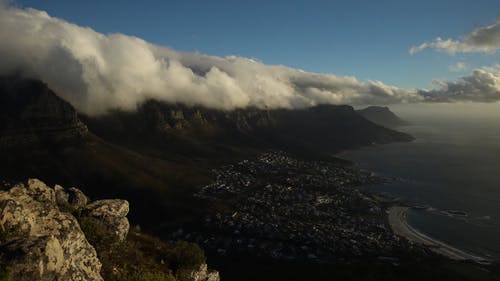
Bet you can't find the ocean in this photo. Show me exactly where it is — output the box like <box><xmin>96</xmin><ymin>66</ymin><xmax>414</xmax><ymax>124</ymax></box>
<box><xmin>339</xmin><ymin>107</ymin><xmax>500</xmax><ymax>260</ymax></box>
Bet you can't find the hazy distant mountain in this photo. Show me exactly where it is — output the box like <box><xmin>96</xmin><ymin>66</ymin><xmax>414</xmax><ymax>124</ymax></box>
<box><xmin>356</xmin><ymin>106</ymin><xmax>409</xmax><ymax>128</ymax></box>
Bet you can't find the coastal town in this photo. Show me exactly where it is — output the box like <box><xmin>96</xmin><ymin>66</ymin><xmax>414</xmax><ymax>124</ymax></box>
<box><xmin>172</xmin><ymin>151</ymin><xmax>430</xmax><ymax>263</ymax></box>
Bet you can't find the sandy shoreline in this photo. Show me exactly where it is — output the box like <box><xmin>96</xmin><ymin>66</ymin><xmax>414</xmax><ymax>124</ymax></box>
<box><xmin>388</xmin><ymin>206</ymin><xmax>490</xmax><ymax>264</ymax></box>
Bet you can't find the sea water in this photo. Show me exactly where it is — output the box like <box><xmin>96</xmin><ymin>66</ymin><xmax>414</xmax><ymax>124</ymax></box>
<box><xmin>340</xmin><ymin>109</ymin><xmax>500</xmax><ymax>259</ymax></box>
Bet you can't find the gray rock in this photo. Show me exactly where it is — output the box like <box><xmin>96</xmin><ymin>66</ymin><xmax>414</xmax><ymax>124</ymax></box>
<box><xmin>26</xmin><ymin>178</ymin><xmax>57</xmax><ymax>205</ymax></box>
<box><xmin>177</xmin><ymin>263</ymin><xmax>220</xmax><ymax>281</ymax></box>
<box><xmin>206</xmin><ymin>270</ymin><xmax>220</xmax><ymax>281</ymax></box>
<box><xmin>54</xmin><ymin>184</ymin><xmax>69</xmax><ymax>207</ymax></box>
<box><xmin>0</xmin><ymin>179</ymin><xmax>103</xmax><ymax>281</ymax></box>
<box><xmin>85</xmin><ymin>199</ymin><xmax>130</xmax><ymax>240</ymax></box>
<box><xmin>85</xmin><ymin>199</ymin><xmax>129</xmax><ymax>218</ymax></box>
<box><xmin>68</xmin><ymin>187</ymin><xmax>89</xmax><ymax>210</ymax></box>
<box><xmin>54</xmin><ymin>185</ymin><xmax>89</xmax><ymax>211</ymax></box>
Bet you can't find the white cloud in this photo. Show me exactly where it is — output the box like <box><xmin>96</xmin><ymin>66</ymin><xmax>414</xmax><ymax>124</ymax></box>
<box><xmin>448</xmin><ymin>62</ymin><xmax>467</xmax><ymax>72</ymax></box>
<box><xmin>410</xmin><ymin>18</ymin><xmax>500</xmax><ymax>54</ymax></box>
<box><xmin>0</xmin><ymin>4</ymin><xmax>425</xmax><ymax>115</ymax></box>
<box><xmin>421</xmin><ymin>65</ymin><xmax>500</xmax><ymax>102</ymax></box>
<box><xmin>0</xmin><ymin>4</ymin><xmax>499</xmax><ymax>116</ymax></box>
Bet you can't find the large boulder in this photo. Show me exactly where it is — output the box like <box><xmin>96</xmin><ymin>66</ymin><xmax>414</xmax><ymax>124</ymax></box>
<box><xmin>54</xmin><ymin>184</ymin><xmax>89</xmax><ymax>211</ymax></box>
<box><xmin>85</xmin><ymin>199</ymin><xmax>130</xmax><ymax>241</ymax></box>
<box><xmin>0</xmin><ymin>179</ymin><xmax>103</xmax><ymax>281</ymax></box>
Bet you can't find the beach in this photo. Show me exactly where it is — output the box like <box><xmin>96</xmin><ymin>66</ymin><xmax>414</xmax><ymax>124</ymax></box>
<box><xmin>388</xmin><ymin>206</ymin><xmax>490</xmax><ymax>264</ymax></box>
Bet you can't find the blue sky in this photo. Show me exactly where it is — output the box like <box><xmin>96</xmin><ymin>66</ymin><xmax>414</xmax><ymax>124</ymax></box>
<box><xmin>15</xmin><ymin>0</ymin><xmax>500</xmax><ymax>89</ymax></box>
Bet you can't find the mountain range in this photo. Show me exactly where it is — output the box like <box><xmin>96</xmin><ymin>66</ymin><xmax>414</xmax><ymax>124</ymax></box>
<box><xmin>0</xmin><ymin>75</ymin><xmax>412</xmax><ymax>229</ymax></box>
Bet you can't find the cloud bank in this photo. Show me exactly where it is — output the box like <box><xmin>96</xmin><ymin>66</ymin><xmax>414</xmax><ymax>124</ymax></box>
<box><xmin>423</xmin><ymin>65</ymin><xmax>500</xmax><ymax>102</ymax></box>
<box><xmin>0</xmin><ymin>5</ymin><xmax>499</xmax><ymax>115</ymax></box>
<box><xmin>410</xmin><ymin>18</ymin><xmax>500</xmax><ymax>54</ymax></box>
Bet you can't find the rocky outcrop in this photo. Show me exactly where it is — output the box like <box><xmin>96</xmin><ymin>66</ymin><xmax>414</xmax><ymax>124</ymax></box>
<box><xmin>0</xmin><ymin>179</ymin><xmax>133</xmax><ymax>281</ymax></box>
<box><xmin>85</xmin><ymin>199</ymin><xmax>130</xmax><ymax>241</ymax></box>
<box><xmin>0</xmin><ymin>180</ymin><xmax>219</xmax><ymax>281</ymax></box>
<box><xmin>0</xmin><ymin>76</ymin><xmax>88</xmax><ymax>148</ymax></box>
<box><xmin>0</xmin><ymin>179</ymin><xmax>103</xmax><ymax>281</ymax></box>
<box><xmin>54</xmin><ymin>185</ymin><xmax>89</xmax><ymax>211</ymax></box>
<box><xmin>177</xmin><ymin>263</ymin><xmax>220</xmax><ymax>281</ymax></box>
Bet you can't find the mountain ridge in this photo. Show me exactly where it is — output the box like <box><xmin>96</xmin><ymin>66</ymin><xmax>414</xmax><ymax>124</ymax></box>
<box><xmin>356</xmin><ymin>106</ymin><xmax>409</xmax><ymax>128</ymax></box>
<box><xmin>82</xmin><ymin>100</ymin><xmax>414</xmax><ymax>162</ymax></box>
<box><xmin>0</xmin><ymin>76</ymin><xmax>88</xmax><ymax>148</ymax></box>
<box><xmin>0</xmin><ymin>75</ymin><xmax>413</xmax><ymax>230</ymax></box>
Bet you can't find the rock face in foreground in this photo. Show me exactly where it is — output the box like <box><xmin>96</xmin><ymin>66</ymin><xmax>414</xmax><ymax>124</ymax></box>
<box><xmin>0</xmin><ymin>179</ymin><xmax>103</xmax><ymax>281</ymax></box>
<box><xmin>0</xmin><ymin>179</ymin><xmax>219</xmax><ymax>281</ymax></box>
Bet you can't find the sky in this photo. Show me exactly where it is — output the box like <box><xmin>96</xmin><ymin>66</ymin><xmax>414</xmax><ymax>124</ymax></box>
<box><xmin>1</xmin><ymin>0</ymin><xmax>500</xmax><ymax>115</ymax></box>
<box><xmin>14</xmin><ymin>0</ymin><xmax>500</xmax><ymax>89</ymax></box>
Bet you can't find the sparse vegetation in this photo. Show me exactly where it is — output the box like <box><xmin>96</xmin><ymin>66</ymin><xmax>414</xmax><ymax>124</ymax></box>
<box><xmin>166</xmin><ymin>241</ymin><xmax>206</xmax><ymax>271</ymax></box>
<box><xmin>0</xmin><ymin>225</ymin><xmax>21</xmax><ymax>242</ymax></box>
<box><xmin>0</xmin><ymin>268</ymin><xmax>13</xmax><ymax>281</ymax></box>
<box><xmin>78</xmin><ymin>214</ymin><xmax>207</xmax><ymax>281</ymax></box>
<box><xmin>0</xmin><ymin>255</ymin><xmax>13</xmax><ymax>281</ymax></box>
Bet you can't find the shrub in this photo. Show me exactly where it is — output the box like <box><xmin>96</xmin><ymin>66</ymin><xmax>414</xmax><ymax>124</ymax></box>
<box><xmin>107</xmin><ymin>266</ymin><xmax>176</xmax><ymax>281</ymax></box>
<box><xmin>0</xmin><ymin>254</ymin><xmax>13</xmax><ymax>281</ymax></box>
<box><xmin>78</xmin><ymin>215</ymin><xmax>119</xmax><ymax>251</ymax></box>
<box><xmin>166</xmin><ymin>240</ymin><xmax>206</xmax><ymax>270</ymax></box>
<box><xmin>77</xmin><ymin>215</ymin><xmax>207</xmax><ymax>281</ymax></box>
<box><xmin>0</xmin><ymin>268</ymin><xmax>13</xmax><ymax>281</ymax></box>
<box><xmin>0</xmin><ymin>225</ymin><xmax>21</xmax><ymax>242</ymax></box>
<box><xmin>77</xmin><ymin>215</ymin><xmax>179</xmax><ymax>281</ymax></box>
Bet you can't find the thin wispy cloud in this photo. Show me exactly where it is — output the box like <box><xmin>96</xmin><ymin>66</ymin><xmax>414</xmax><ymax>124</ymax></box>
<box><xmin>448</xmin><ymin>62</ymin><xmax>467</xmax><ymax>72</ymax></box>
<box><xmin>410</xmin><ymin>18</ymin><xmax>500</xmax><ymax>54</ymax></box>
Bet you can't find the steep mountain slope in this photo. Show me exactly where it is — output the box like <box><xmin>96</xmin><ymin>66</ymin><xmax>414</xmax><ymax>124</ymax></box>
<box><xmin>0</xmin><ymin>76</ymin><xmax>88</xmax><ymax>147</ymax></box>
<box><xmin>0</xmin><ymin>77</ymin><xmax>210</xmax><ymax>228</ymax></box>
<box><xmin>356</xmin><ymin>106</ymin><xmax>409</xmax><ymax>128</ymax></box>
<box><xmin>83</xmin><ymin>101</ymin><xmax>413</xmax><ymax>162</ymax></box>
<box><xmin>0</xmin><ymin>76</ymin><xmax>412</xmax><ymax>229</ymax></box>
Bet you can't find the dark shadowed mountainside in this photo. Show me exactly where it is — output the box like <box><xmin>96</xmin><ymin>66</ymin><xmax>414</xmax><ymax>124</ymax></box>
<box><xmin>0</xmin><ymin>76</ymin><xmax>412</xmax><ymax>228</ymax></box>
<box><xmin>82</xmin><ymin>101</ymin><xmax>413</xmax><ymax>162</ymax></box>
<box><xmin>357</xmin><ymin>106</ymin><xmax>409</xmax><ymax>128</ymax></box>
<box><xmin>0</xmin><ymin>76</ymin><xmax>88</xmax><ymax>147</ymax></box>
<box><xmin>0</xmin><ymin>77</ymin><xmax>211</xmax><ymax>228</ymax></box>
<box><xmin>1</xmin><ymin>76</ymin><xmax>498</xmax><ymax>281</ymax></box>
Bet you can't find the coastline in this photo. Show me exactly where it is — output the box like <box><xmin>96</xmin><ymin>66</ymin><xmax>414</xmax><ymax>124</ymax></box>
<box><xmin>388</xmin><ymin>206</ymin><xmax>491</xmax><ymax>264</ymax></box>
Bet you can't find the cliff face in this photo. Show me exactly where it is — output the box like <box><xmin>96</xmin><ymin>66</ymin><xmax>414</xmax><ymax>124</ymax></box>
<box><xmin>0</xmin><ymin>76</ymin><xmax>88</xmax><ymax>148</ymax></box>
<box><xmin>84</xmin><ymin>101</ymin><xmax>413</xmax><ymax>159</ymax></box>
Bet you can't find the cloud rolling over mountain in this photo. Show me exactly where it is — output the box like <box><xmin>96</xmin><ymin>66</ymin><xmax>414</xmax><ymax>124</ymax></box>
<box><xmin>0</xmin><ymin>4</ymin><xmax>499</xmax><ymax>115</ymax></box>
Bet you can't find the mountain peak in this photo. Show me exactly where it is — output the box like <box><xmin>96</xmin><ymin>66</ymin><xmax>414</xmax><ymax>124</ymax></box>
<box><xmin>0</xmin><ymin>76</ymin><xmax>88</xmax><ymax>148</ymax></box>
<box><xmin>356</xmin><ymin>106</ymin><xmax>409</xmax><ymax>128</ymax></box>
